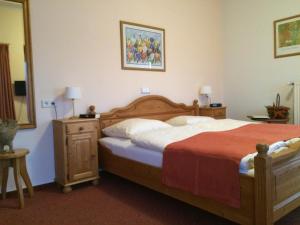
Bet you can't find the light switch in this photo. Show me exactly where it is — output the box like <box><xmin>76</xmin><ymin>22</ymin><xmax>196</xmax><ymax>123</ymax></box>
<box><xmin>141</xmin><ymin>87</ymin><xmax>150</xmax><ymax>94</ymax></box>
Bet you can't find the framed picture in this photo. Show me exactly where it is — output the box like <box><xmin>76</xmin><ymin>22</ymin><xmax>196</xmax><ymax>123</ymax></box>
<box><xmin>274</xmin><ymin>14</ymin><xmax>300</xmax><ymax>58</ymax></box>
<box><xmin>120</xmin><ymin>21</ymin><xmax>165</xmax><ymax>72</ymax></box>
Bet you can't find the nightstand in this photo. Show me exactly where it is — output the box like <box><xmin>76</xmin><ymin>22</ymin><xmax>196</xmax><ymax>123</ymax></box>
<box><xmin>199</xmin><ymin>107</ymin><xmax>226</xmax><ymax>119</ymax></box>
<box><xmin>52</xmin><ymin>119</ymin><xmax>100</xmax><ymax>193</ymax></box>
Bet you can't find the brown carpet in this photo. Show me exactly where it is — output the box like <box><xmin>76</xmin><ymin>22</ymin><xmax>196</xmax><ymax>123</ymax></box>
<box><xmin>0</xmin><ymin>172</ymin><xmax>299</xmax><ymax>225</ymax></box>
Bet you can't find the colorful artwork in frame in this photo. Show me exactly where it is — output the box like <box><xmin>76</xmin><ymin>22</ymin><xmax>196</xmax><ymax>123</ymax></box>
<box><xmin>274</xmin><ymin>14</ymin><xmax>300</xmax><ymax>58</ymax></box>
<box><xmin>120</xmin><ymin>21</ymin><xmax>165</xmax><ymax>71</ymax></box>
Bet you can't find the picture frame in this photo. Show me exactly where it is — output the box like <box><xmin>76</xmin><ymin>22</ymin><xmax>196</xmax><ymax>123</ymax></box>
<box><xmin>120</xmin><ymin>21</ymin><xmax>166</xmax><ymax>72</ymax></box>
<box><xmin>274</xmin><ymin>14</ymin><xmax>300</xmax><ymax>58</ymax></box>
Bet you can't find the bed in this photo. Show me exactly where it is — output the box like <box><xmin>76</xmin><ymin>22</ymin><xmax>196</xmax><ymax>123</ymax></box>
<box><xmin>98</xmin><ymin>95</ymin><xmax>300</xmax><ymax>225</ymax></box>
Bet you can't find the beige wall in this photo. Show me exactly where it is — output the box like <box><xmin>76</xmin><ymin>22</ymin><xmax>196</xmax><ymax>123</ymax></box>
<box><xmin>7</xmin><ymin>0</ymin><xmax>223</xmax><ymax>190</ymax></box>
<box><xmin>0</xmin><ymin>2</ymin><xmax>24</xmax><ymax>81</ymax></box>
<box><xmin>222</xmin><ymin>0</ymin><xmax>300</xmax><ymax>120</ymax></box>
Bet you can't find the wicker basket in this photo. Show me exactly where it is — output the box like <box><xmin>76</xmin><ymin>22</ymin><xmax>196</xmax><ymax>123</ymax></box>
<box><xmin>265</xmin><ymin>94</ymin><xmax>290</xmax><ymax>119</ymax></box>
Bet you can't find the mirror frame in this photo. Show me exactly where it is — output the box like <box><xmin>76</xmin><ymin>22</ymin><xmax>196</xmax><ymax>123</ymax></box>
<box><xmin>3</xmin><ymin>0</ymin><xmax>36</xmax><ymax>129</ymax></box>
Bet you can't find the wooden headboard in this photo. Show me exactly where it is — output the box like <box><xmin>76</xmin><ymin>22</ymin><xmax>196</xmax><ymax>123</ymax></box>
<box><xmin>99</xmin><ymin>95</ymin><xmax>199</xmax><ymax>131</ymax></box>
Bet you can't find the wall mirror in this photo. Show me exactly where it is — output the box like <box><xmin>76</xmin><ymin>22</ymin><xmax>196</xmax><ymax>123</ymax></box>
<box><xmin>0</xmin><ymin>0</ymin><xmax>36</xmax><ymax>129</ymax></box>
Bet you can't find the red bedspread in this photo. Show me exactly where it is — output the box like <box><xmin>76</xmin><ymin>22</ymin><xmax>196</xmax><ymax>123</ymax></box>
<box><xmin>162</xmin><ymin>123</ymin><xmax>300</xmax><ymax>208</ymax></box>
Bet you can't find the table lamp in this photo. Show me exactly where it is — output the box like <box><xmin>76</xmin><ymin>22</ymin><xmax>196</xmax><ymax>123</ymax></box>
<box><xmin>200</xmin><ymin>85</ymin><xmax>212</xmax><ymax>106</ymax></box>
<box><xmin>65</xmin><ymin>86</ymin><xmax>81</xmax><ymax>118</ymax></box>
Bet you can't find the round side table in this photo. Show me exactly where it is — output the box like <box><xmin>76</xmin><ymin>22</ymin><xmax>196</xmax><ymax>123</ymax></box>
<box><xmin>0</xmin><ymin>148</ymin><xmax>34</xmax><ymax>209</ymax></box>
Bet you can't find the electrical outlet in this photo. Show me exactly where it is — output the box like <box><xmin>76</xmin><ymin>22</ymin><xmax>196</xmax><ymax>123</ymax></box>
<box><xmin>41</xmin><ymin>100</ymin><xmax>54</xmax><ymax>108</ymax></box>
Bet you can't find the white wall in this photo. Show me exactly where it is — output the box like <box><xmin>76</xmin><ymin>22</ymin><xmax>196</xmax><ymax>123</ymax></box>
<box><xmin>222</xmin><ymin>0</ymin><xmax>300</xmax><ymax>120</ymax></box>
<box><xmin>0</xmin><ymin>2</ymin><xmax>24</xmax><ymax>82</ymax></box>
<box><xmin>7</xmin><ymin>0</ymin><xmax>223</xmax><ymax>190</ymax></box>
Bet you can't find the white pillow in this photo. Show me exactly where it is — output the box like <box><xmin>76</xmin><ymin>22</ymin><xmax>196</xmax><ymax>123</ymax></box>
<box><xmin>102</xmin><ymin>118</ymin><xmax>171</xmax><ymax>139</ymax></box>
<box><xmin>166</xmin><ymin>116</ymin><xmax>215</xmax><ymax>126</ymax></box>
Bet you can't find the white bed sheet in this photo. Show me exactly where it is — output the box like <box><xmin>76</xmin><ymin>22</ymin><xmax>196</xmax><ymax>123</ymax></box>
<box><xmin>100</xmin><ymin>137</ymin><xmax>163</xmax><ymax>168</ymax></box>
<box><xmin>100</xmin><ymin>119</ymin><xmax>300</xmax><ymax>176</ymax></box>
<box><xmin>99</xmin><ymin>136</ymin><xmax>255</xmax><ymax>175</ymax></box>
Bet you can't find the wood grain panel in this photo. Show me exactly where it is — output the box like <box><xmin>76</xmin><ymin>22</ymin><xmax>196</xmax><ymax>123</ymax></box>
<box><xmin>68</xmin><ymin>132</ymin><xmax>97</xmax><ymax>181</ymax></box>
<box><xmin>66</xmin><ymin>122</ymin><xmax>97</xmax><ymax>134</ymax></box>
<box><xmin>99</xmin><ymin>95</ymin><xmax>199</xmax><ymax>136</ymax></box>
<box><xmin>198</xmin><ymin>107</ymin><xmax>226</xmax><ymax>119</ymax></box>
<box><xmin>271</xmin><ymin>146</ymin><xmax>300</xmax><ymax>221</ymax></box>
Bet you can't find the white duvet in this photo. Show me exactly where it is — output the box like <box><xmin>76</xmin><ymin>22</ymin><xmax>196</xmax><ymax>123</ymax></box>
<box><xmin>130</xmin><ymin>119</ymin><xmax>298</xmax><ymax>172</ymax></box>
<box><xmin>131</xmin><ymin>119</ymin><xmax>252</xmax><ymax>152</ymax></box>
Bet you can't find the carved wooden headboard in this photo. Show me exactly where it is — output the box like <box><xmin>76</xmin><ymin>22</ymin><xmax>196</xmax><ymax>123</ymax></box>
<box><xmin>99</xmin><ymin>95</ymin><xmax>199</xmax><ymax>131</ymax></box>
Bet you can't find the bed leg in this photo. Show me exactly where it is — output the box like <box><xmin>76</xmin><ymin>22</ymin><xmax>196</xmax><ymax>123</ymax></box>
<box><xmin>254</xmin><ymin>144</ymin><xmax>273</xmax><ymax>225</ymax></box>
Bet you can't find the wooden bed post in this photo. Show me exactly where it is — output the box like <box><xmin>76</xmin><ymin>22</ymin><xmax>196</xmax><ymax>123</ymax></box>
<box><xmin>193</xmin><ymin>100</ymin><xmax>199</xmax><ymax>115</ymax></box>
<box><xmin>254</xmin><ymin>144</ymin><xmax>273</xmax><ymax>225</ymax></box>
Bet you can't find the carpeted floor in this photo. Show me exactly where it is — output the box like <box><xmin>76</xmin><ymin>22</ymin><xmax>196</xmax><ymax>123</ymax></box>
<box><xmin>0</xmin><ymin>172</ymin><xmax>299</xmax><ymax>225</ymax></box>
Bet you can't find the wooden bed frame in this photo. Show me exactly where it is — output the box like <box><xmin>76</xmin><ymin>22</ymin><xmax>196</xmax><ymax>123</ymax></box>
<box><xmin>98</xmin><ymin>95</ymin><xmax>300</xmax><ymax>225</ymax></box>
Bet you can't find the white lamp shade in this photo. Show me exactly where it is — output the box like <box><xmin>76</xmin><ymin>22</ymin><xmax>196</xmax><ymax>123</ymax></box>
<box><xmin>200</xmin><ymin>85</ymin><xmax>212</xmax><ymax>95</ymax></box>
<box><xmin>65</xmin><ymin>86</ymin><xmax>82</xmax><ymax>99</ymax></box>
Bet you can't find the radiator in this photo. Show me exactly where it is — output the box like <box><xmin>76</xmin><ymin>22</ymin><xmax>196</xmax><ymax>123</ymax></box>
<box><xmin>293</xmin><ymin>82</ymin><xmax>300</xmax><ymax>125</ymax></box>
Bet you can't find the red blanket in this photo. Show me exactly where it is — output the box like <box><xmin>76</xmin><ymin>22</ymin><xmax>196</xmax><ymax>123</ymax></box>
<box><xmin>162</xmin><ymin>123</ymin><xmax>300</xmax><ymax>208</ymax></box>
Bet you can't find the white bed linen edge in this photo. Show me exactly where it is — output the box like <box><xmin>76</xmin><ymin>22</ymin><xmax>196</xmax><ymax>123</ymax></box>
<box><xmin>131</xmin><ymin>119</ymin><xmax>252</xmax><ymax>152</ymax></box>
<box><xmin>100</xmin><ymin>137</ymin><xmax>162</xmax><ymax>168</ymax></box>
<box><xmin>99</xmin><ymin>137</ymin><xmax>254</xmax><ymax>174</ymax></box>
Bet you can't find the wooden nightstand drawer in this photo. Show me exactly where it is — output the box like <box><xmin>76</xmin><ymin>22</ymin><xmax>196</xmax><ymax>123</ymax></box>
<box><xmin>199</xmin><ymin>107</ymin><xmax>226</xmax><ymax>119</ymax></box>
<box><xmin>213</xmin><ymin>108</ymin><xmax>225</xmax><ymax>117</ymax></box>
<box><xmin>66</xmin><ymin>121</ymin><xmax>97</xmax><ymax>134</ymax></box>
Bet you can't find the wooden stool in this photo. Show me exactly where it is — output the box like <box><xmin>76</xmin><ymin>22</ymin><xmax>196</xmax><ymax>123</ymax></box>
<box><xmin>0</xmin><ymin>149</ymin><xmax>34</xmax><ymax>209</ymax></box>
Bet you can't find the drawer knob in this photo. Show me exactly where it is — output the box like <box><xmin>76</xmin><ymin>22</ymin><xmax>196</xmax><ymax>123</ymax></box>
<box><xmin>79</xmin><ymin>127</ymin><xmax>84</xmax><ymax>131</ymax></box>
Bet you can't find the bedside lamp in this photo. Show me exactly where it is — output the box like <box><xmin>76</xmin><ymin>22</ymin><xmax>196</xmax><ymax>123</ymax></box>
<box><xmin>65</xmin><ymin>86</ymin><xmax>81</xmax><ymax>118</ymax></box>
<box><xmin>200</xmin><ymin>85</ymin><xmax>212</xmax><ymax>106</ymax></box>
